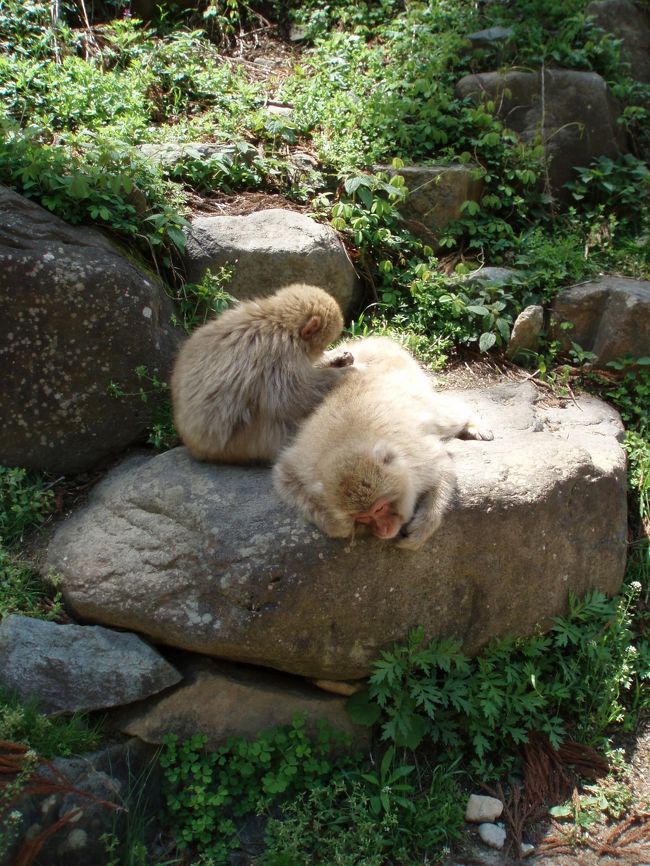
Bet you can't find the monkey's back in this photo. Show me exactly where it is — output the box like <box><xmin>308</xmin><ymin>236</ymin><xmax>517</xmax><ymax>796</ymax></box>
<box><xmin>170</xmin><ymin>288</ymin><xmax>345</xmax><ymax>463</ymax></box>
<box><xmin>281</xmin><ymin>364</ymin><xmax>429</xmax><ymax>476</ymax></box>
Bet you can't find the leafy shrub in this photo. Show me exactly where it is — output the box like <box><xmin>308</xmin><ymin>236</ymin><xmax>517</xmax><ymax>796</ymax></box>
<box><xmin>348</xmin><ymin>587</ymin><xmax>647</xmax><ymax>777</ymax></box>
<box><xmin>109</xmin><ymin>366</ymin><xmax>177</xmax><ymax>451</ymax></box>
<box><xmin>171</xmin><ymin>266</ymin><xmax>236</xmax><ymax>332</ymax></box>
<box><xmin>0</xmin><ymin>0</ymin><xmax>76</xmax><ymax>60</ymax></box>
<box><xmin>161</xmin><ymin>717</ymin><xmax>464</xmax><ymax>866</ymax></box>
<box><xmin>0</xmin><ymin>466</ymin><xmax>54</xmax><ymax>547</ymax></box>
<box><xmin>566</xmin><ymin>155</ymin><xmax>650</xmax><ymax>227</ymax></box>
<box><xmin>162</xmin><ymin>143</ymin><xmax>268</xmax><ymax>193</ymax></box>
<box><xmin>0</xmin><ymin>122</ymin><xmax>188</xmax><ymax>270</ymax></box>
<box><xmin>514</xmin><ymin>224</ymin><xmax>600</xmax><ymax>303</ymax></box>
<box><xmin>290</xmin><ymin>0</ymin><xmax>405</xmax><ymax>40</ymax></box>
<box><xmin>0</xmin><ymin>549</ymin><xmax>62</xmax><ymax>621</ymax></box>
<box><xmin>160</xmin><ymin>716</ymin><xmax>357</xmax><ymax>862</ymax></box>
<box><xmin>263</xmin><ymin>757</ymin><xmax>463</xmax><ymax>866</ymax></box>
<box><xmin>0</xmin><ymin>687</ymin><xmax>103</xmax><ymax>757</ymax></box>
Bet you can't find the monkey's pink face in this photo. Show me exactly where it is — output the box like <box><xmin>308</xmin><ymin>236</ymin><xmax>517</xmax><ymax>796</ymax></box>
<box><xmin>354</xmin><ymin>498</ymin><xmax>403</xmax><ymax>540</ymax></box>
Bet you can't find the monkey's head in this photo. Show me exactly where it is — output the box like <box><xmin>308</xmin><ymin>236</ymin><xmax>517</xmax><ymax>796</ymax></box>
<box><xmin>322</xmin><ymin>444</ymin><xmax>416</xmax><ymax>541</ymax></box>
<box><xmin>271</xmin><ymin>284</ymin><xmax>344</xmax><ymax>355</ymax></box>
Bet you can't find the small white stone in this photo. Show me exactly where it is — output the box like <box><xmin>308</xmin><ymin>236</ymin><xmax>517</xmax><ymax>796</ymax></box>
<box><xmin>521</xmin><ymin>842</ymin><xmax>535</xmax><ymax>857</ymax></box>
<box><xmin>465</xmin><ymin>793</ymin><xmax>504</xmax><ymax>823</ymax></box>
<box><xmin>142</xmin><ymin>306</ymin><xmax>152</xmax><ymax>319</ymax></box>
<box><xmin>478</xmin><ymin>823</ymin><xmax>507</xmax><ymax>850</ymax></box>
<box><xmin>66</xmin><ymin>829</ymin><xmax>89</xmax><ymax>850</ymax></box>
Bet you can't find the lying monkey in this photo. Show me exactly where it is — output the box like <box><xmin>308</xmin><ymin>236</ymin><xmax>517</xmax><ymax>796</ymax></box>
<box><xmin>273</xmin><ymin>336</ymin><xmax>493</xmax><ymax>550</ymax></box>
<box><xmin>171</xmin><ymin>284</ymin><xmax>352</xmax><ymax>463</ymax></box>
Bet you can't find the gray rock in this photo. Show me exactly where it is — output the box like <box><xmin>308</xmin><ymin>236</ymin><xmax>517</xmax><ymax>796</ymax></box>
<box><xmin>467</xmin><ymin>26</ymin><xmax>515</xmax><ymax>46</ymax></box>
<box><xmin>455</xmin><ymin>70</ymin><xmax>627</xmax><ymax>195</ymax></box>
<box><xmin>46</xmin><ymin>382</ymin><xmax>627</xmax><ymax>681</ymax></box>
<box><xmin>114</xmin><ymin>656</ymin><xmax>369</xmax><ymax>750</ymax></box>
<box><xmin>586</xmin><ymin>0</ymin><xmax>650</xmax><ymax>84</ymax></box>
<box><xmin>289</xmin><ymin>24</ymin><xmax>309</xmax><ymax>42</ymax></box>
<box><xmin>549</xmin><ymin>277</ymin><xmax>650</xmax><ymax>366</ymax></box>
<box><xmin>506</xmin><ymin>305</ymin><xmax>544</xmax><ymax>360</ymax></box>
<box><xmin>478</xmin><ymin>823</ymin><xmax>507</xmax><ymax>850</ymax></box>
<box><xmin>465</xmin><ymin>794</ymin><xmax>504</xmax><ymax>823</ymax></box>
<box><xmin>183</xmin><ymin>208</ymin><xmax>360</xmax><ymax>314</ymax></box>
<box><xmin>0</xmin><ymin>615</ymin><xmax>181</xmax><ymax>714</ymax></box>
<box><xmin>376</xmin><ymin>164</ymin><xmax>483</xmax><ymax>243</ymax></box>
<box><xmin>266</xmin><ymin>103</ymin><xmax>294</xmax><ymax>117</ymax></box>
<box><xmin>1</xmin><ymin>740</ymin><xmax>160</xmax><ymax>866</ymax></box>
<box><xmin>464</xmin><ymin>267</ymin><xmax>522</xmax><ymax>285</ymax></box>
<box><xmin>139</xmin><ymin>140</ymin><xmax>258</xmax><ymax>169</ymax></box>
<box><xmin>0</xmin><ymin>185</ymin><xmax>182</xmax><ymax>474</ymax></box>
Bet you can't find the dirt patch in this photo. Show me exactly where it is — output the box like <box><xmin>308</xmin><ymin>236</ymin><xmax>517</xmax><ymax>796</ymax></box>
<box><xmin>185</xmin><ymin>189</ymin><xmax>311</xmax><ymax>217</ymax></box>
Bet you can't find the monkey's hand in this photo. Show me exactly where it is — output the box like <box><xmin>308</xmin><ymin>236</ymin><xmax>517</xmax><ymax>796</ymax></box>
<box><xmin>395</xmin><ymin>459</ymin><xmax>455</xmax><ymax>551</ymax></box>
<box><xmin>395</xmin><ymin>511</ymin><xmax>438</xmax><ymax>551</ymax></box>
<box><xmin>325</xmin><ymin>351</ymin><xmax>354</xmax><ymax>368</ymax></box>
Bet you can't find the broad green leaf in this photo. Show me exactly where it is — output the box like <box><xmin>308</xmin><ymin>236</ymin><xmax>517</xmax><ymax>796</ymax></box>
<box><xmin>479</xmin><ymin>332</ymin><xmax>497</xmax><ymax>352</ymax></box>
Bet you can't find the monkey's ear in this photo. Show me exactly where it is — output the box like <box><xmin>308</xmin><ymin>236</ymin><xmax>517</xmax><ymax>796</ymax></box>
<box><xmin>300</xmin><ymin>315</ymin><xmax>322</xmax><ymax>341</ymax></box>
<box><xmin>373</xmin><ymin>442</ymin><xmax>396</xmax><ymax>465</ymax></box>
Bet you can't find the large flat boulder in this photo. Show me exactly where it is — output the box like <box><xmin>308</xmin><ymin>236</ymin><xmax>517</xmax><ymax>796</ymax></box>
<box><xmin>183</xmin><ymin>208</ymin><xmax>361</xmax><ymax>315</ymax></box>
<box><xmin>0</xmin><ymin>185</ymin><xmax>182</xmax><ymax>475</ymax></box>
<box><xmin>46</xmin><ymin>383</ymin><xmax>627</xmax><ymax>680</ymax></box>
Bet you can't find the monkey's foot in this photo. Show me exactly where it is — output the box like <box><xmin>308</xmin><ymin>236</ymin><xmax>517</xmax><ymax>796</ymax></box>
<box><xmin>463</xmin><ymin>421</ymin><xmax>494</xmax><ymax>441</ymax></box>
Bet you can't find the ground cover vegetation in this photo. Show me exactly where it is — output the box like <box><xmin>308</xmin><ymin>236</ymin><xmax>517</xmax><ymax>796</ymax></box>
<box><xmin>0</xmin><ymin>0</ymin><xmax>649</xmax><ymax>863</ymax></box>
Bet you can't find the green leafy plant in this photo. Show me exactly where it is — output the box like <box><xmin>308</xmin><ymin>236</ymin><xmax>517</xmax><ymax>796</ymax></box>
<box><xmin>566</xmin><ymin>155</ymin><xmax>650</xmax><ymax>227</ymax></box>
<box><xmin>549</xmin><ymin>754</ymin><xmax>634</xmax><ymax>833</ymax></box>
<box><xmin>0</xmin><ymin>549</ymin><xmax>63</xmax><ymax>621</ymax></box>
<box><xmin>160</xmin><ymin>716</ymin><xmax>356</xmax><ymax>863</ymax></box>
<box><xmin>348</xmin><ymin>586</ymin><xmax>647</xmax><ymax>777</ymax></box>
<box><xmin>0</xmin><ymin>466</ymin><xmax>54</xmax><ymax>547</ymax></box>
<box><xmin>598</xmin><ymin>358</ymin><xmax>650</xmax><ymax>432</ymax></box>
<box><xmin>109</xmin><ymin>366</ymin><xmax>176</xmax><ymax>451</ymax></box>
<box><xmin>357</xmin><ymin>745</ymin><xmax>415</xmax><ymax>817</ymax></box>
<box><xmin>161</xmin><ymin>142</ymin><xmax>271</xmax><ymax>193</ymax></box>
<box><xmin>0</xmin><ymin>123</ymin><xmax>188</xmax><ymax>269</ymax></box>
<box><xmin>0</xmin><ymin>687</ymin><xmax>103</xmax><ymax>758</ymax></box>
<box><xmin>263</xmin><ymin>761</ymin><xmax>464</xmax><ymax>866</ymax></box>
<box><xmin>171</xmin><ymin>266</ymin><xmax>236</xmax><ymax>332</ymax></box>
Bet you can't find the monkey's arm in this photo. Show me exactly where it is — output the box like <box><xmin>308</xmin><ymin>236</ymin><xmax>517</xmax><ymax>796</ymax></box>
<box><xmin>396</xmin><ymin>451</ymin><xmax>456</xmax><ymax>551</ymax></box>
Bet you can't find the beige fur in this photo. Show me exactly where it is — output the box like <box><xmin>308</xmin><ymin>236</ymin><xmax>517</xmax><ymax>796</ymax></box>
<box><xmin>274</xmin><ymin>336</ymin><xmax>492</xmax><ymax>550</ymax></box>
<box><xmin>171</xmin><ymin>284</ymin><xmax>349</xmax><ymax>464</ymax></box>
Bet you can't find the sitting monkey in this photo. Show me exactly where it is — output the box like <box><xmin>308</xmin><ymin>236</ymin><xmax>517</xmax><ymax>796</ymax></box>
<box><xmin>171</xmin><ymin>284</ymin><xmax>352</xmax><ymax>464</ymax></box>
